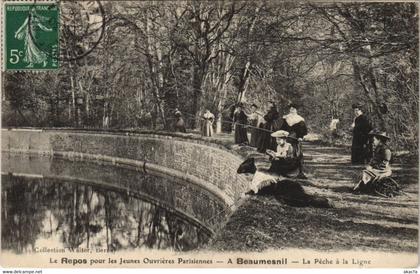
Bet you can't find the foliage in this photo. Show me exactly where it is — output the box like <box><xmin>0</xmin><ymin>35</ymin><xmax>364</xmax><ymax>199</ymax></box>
<box><xmin>3</xmin><ymin>1</ymin><xmax>418</xmax><ymax>150</ymax></box>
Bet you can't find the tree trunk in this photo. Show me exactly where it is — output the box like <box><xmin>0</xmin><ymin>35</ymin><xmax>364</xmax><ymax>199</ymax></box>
<box><xmin>191</xmin><ymin>64</ymin><xmax>205</xmax><ymax>130</ymax></box>
<box><xmin>85</xmin><ymin>93</ymin><xmax>90</xmax><ymax>125</ymax></box>
<box><xmin>144</xmin><ymin>14</ymin><xmax>167</xmax><ymax>129</ymax></box>
<box><xmin>237</xmin><ymin>61</ymin><xmax>251</xmax><ymax>103</ymax></box>
<box><xmin>353</xmin><ymin>59</ymin><xmax>386</xmax><ymax>129</ymax></box>
<box><xmin>69</xmin><ymin>72</ymin><xmax>77</xmax><ymax>126</ymax></box>
<box><xmin>237</xmin><ymin>6</ymin><xmax>260</xmax><ymax>103</ymax></box>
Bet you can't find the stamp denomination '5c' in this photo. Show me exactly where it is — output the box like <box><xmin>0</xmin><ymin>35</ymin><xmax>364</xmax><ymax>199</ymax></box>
<box><xmin>5</xmin><ymin>3</ymin><xmax>59</xmax><ymax>70</ymax></box>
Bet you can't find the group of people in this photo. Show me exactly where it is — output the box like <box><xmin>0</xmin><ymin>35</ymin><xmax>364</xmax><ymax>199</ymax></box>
<box><xmin>173</xmin><ymin>101</ymin><xmax>394</xmax><ymax>192</ymax></box>
<box><xmin>235</xmin><ymin>101</ymin><xmax>393</xmax><ymax>191</ymax></box>
<box><xmin>232</xmin><ymin>101</ymin><xmax>308</xmax><ymax>178</ymax></box>
<box><xmin>350</xmin><ymin>103</ymin><xmax>393</xmax><ymax>192</ymax></box>
<box><xmin>173</xmin><ymin>108</ymin><xmax>216</xmax><ymax>136</ymax></box>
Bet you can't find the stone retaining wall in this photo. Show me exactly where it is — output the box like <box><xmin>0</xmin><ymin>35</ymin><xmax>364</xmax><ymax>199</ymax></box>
<box><xmin>1</xmin><ymin>129</ymin><xmax>250</xmax><ymax>208</ymax></box>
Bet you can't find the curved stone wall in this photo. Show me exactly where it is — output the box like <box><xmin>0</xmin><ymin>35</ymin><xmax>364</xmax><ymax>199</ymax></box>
<box><xmin>2</xmin><ymin>153</ymin><xmax>226</xmax><ymax>235</ymax></box>
<box><xmin>1</xmin><ymin>129</ymin><xmax>250</xmax><ymax>209</ymax></box>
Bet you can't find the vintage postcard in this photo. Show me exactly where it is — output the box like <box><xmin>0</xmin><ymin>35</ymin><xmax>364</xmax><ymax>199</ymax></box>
<box><xmin>0</xmin><ymin>0</ymin><xmax>418</xmax><ymax>271</ymax></box>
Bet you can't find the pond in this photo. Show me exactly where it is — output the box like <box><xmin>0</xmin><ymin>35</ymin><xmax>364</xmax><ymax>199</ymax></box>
<box><xmin>1</xmin><ymin>153</ymin><xmax>227</xmax><ymax>254</ymax></box>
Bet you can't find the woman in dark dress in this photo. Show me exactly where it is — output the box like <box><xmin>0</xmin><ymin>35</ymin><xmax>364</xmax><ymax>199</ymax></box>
<box><xmin>257</xmin><ymin>101</ymin><xmax>279</xmax><ymax>153</ymax></box>
<box><xmin>173</xmin><ymin>110</ymin><xmax>186</xmax><ymax>133</ymax></box>
<box><xmin>233</xmin><ymin>103</ymin><xmax>249</xmax><ymax>145</ymax></box>
<box><xmin>280</xmin><ymin>103</ymin><xmax>308</xmax><ymax>178</ymax></box>
<box><xmin>351</xmin><ymin>104</ymin><xmax>373</xmax><ymax>164</ymax></box>
<box><xmin>280</xmin><ymin>103</ymin><xmax>308</xmax><ymax>140</ymax></box>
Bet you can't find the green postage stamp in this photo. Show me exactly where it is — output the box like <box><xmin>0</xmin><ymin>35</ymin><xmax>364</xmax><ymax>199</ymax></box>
<box><xmin>4</xmin><ymin>3</ymin><xmax>59</xmax><ymax>70</ymax></box>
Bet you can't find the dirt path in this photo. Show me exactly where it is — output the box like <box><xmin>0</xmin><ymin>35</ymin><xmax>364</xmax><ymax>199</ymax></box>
<box><xmin>210</xmin><ymin>142</ymin><xmax>419</xmax><ymax>252</ymax></box>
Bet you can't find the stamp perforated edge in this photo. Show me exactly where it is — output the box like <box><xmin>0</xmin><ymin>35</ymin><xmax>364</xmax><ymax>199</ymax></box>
<box><xmin>1</xmin><ymin>0</ymin><xmax>59</xmax><ymax>73</ymax></box>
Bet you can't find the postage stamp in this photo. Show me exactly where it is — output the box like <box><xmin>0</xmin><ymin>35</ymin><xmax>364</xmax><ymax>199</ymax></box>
<box><xmin>4</xmin><ymin>2</ymin><xmax>59</xmax><ymax>70</ymax></box>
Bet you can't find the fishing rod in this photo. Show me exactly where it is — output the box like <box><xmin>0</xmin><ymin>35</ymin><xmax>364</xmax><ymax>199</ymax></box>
<box><xmin>174</xmin><ymin>110</ymin><xmax>276</xmax><ymax>133</ymax></box>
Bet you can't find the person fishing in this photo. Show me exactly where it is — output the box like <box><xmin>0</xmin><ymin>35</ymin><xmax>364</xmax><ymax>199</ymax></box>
<box><xmin>233</xmin><ymin>103</ymin><xmax>249</xmax><ymax>145</ymax></box>
<box><xmin>353</xmin><ymin>129</ymin><xmax>392</xmax><ymax>192</ymax></box>
<box><xmin>266</xmin><ymin>130</ymin><xmax>300</xmax><ymax>177</ymax></box>
<box><xmin>257</xmin><ymin>101</ymin><xmax>279</xmax><ymax>153</ymax></box>
<box><xmin>247</xmin><ymin>103</ymin><xmax>263</xmax><ymax>147</ymax></box>
<box><xmin>279</xmin><ymin>103</ymin><xmax>308</xmax><ymax>179</ymax></box>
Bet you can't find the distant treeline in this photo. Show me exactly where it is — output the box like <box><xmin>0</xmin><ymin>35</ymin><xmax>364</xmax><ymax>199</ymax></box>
<box><xmin>3</xmin><ymin>2</ymin><xmax>418</xmax><ymax>150</ymax></box>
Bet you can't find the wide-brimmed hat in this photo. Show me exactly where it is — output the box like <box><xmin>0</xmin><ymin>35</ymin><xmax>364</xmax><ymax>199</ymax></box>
<box><xmin>271</xmin><ymin>130</ymin><xmax>289</xmax><ymax>138</ymax></box>
<box><xmin>368</xmin><ymin>129</ymin><xmax>390</xmax><ymax>140</ymax></box>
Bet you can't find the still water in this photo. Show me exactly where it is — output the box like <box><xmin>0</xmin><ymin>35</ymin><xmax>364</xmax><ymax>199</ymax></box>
<box><xmin>1</xmin><ymin>153</ymin><xmax>225</xmax><ymax>254</ymax></box>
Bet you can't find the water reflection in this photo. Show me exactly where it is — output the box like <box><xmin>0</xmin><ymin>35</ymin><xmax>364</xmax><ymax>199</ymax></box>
<box><xmin>2</xmin><ymin>153</ymin><xmax>227</xmax><ymax>230</ymax></box>
<box><xmin>2</xmin><ymin>171</ymin><xmax>213</xmax><ymax>254</ymax></box>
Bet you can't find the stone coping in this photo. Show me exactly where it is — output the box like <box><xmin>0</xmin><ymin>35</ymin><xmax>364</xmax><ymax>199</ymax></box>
<box><xmin>1</xmin><ymin>127</ymin><xmax>251</xmax><ymax>208</ymax></box>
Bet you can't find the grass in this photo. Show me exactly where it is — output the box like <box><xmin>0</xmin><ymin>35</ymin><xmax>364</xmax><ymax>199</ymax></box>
<box><xmin>209</xmin><ymin>141</ymin><xmax>418</xmax><ymax>253</ymax></box>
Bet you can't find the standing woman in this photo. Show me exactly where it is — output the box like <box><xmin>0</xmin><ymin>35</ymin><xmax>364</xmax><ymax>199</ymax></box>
<box><xmin>248</xmin><ymin>104</ymin><xmax>262</xmax><ymax>147</ymax></box>
<box><xmin>233</xmin><ymin>103</ymin><xmax>249</xmax><ymax>145</ymax></box>
<box><xmin>174</xmin><ymin>109</ymin><xmax>187</xmax><ymax>133</ymax></box>
<box><xmin>201</xmin><ymin>109</ymin><xmax>215</xmax><ymax>137</ymax></box>
<box><xmin>351</xmin><ymin>103</ymin><xmax>372</xmax><ymax>164</ymax></box>
<box><xmin>257</xmin><ymin>101</ymin><xmax>280</xmax><ymax>153</ymax></box>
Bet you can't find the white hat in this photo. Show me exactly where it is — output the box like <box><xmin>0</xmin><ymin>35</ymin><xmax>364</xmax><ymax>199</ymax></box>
<box><xmin>271</xmin><ymin>130</ymin><xmax>289</xmax><ymax>138</ymax></box>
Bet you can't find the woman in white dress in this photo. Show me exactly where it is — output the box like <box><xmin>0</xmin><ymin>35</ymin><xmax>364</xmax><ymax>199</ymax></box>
<box><xmin>201</xmin><ymin>109</ymin><xmax>215</xmax><ymax>137</ymax></box>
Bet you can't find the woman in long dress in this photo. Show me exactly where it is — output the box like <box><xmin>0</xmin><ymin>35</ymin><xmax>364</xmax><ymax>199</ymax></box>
<box><xmin>257</xmin><ymin>101</ymin><xmax>279</xmax><ymax>153</ymax></box>
<box><xmin>353</xmin><ymin>129</ymin><xmax>392</xmax><ymax>191</ymax></box>
<box><xmin>174</xmin><ymin>110</ymin><xmax>186</xmax><ymax>133</ymax></box>
<box><xmin>201</xmin><ymin>109</ymin><xmax>215</xmax><ymax>137</ymax></box>
<box><xmin>248</xmin><ymin>104</ymin><xmax>262</xmax><ymax>147</ymax></box>
<box><xmin>233</xmin><ymin>104</ymin><xmax>249</xmax><ymax>145</ymax></box>
<box><xmin>280</xmin><ymin>103</ymin><xmax>308</xmax><ymax>178</ymax></box>
<box><xmin>14</xmin><ymin>9</ymin><xmax>53</xmax><ymax>68</ymax></box>
<box><xmin>266</xmin><ymin>130</ymin><xmax>300</xmax><ymax>177</ymax></box>
<box><xmin>351</xmin><ymin>104</ymin><xmax>373</xmax><ymax>164</ymax></box>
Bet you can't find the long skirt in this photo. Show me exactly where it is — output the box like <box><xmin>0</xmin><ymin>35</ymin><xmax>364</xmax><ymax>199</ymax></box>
<box><xmin>234</xmin><ymin>123</ymin><xmax>249</xmax><ymax>144</ymax></box>
<box><xmin>249</xmin><ymin>120</ymin><xmax>259</xmax><ymax>147</ymax></box>
<box><xmin>174</xmin><ymin>118</ymin><xmax>186</xmax><ymax>133</ymax></box>
<box><xmin>362</xmin><ymin>166</ymin><xmax>392</xmax><ymax>184</ymax></box>
<box><xmin>354</xmin><ymin>166</ymin><xmax>392</xmax><ymax>191</ymax></box>
<box><xmin>351</xmin><ymin>137</ymin><xmax>371</xmax><ymax>164</ymax></box>
<box><xmin>201</xmin><ymin>121</ymin><xmax>213</xmax><ymax>137</ymax></box>
<box><xmin>268</xmin><ymin>158</ymin><xmax>299</xmax><ymax>177</ymax></box>
<box><xmin>257</xmin><ymin>123</ymin><xmax>276</xmax><ymax>153</ymax></box>
<box><xmin>289</xmin><ymin>140</ymin><xmax>304</xmax><ymax>173</ymax></box>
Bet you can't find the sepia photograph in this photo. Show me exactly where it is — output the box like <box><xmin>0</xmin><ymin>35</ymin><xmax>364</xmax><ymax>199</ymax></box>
<box><xmin>0</xmin><ymin>0</ymin><xmax>418</xmax><ymax>271</ymax></box>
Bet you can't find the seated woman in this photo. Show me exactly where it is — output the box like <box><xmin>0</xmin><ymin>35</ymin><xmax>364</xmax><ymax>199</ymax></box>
<box><xmin>353</xmin><ymin>129</ymin><xmax>392</xmax><ymax>191</ymax></box>
<box><xmin>266</xmin><ymin>130</ymin><xmax>300</xmax><ymax>177</ymax></box>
